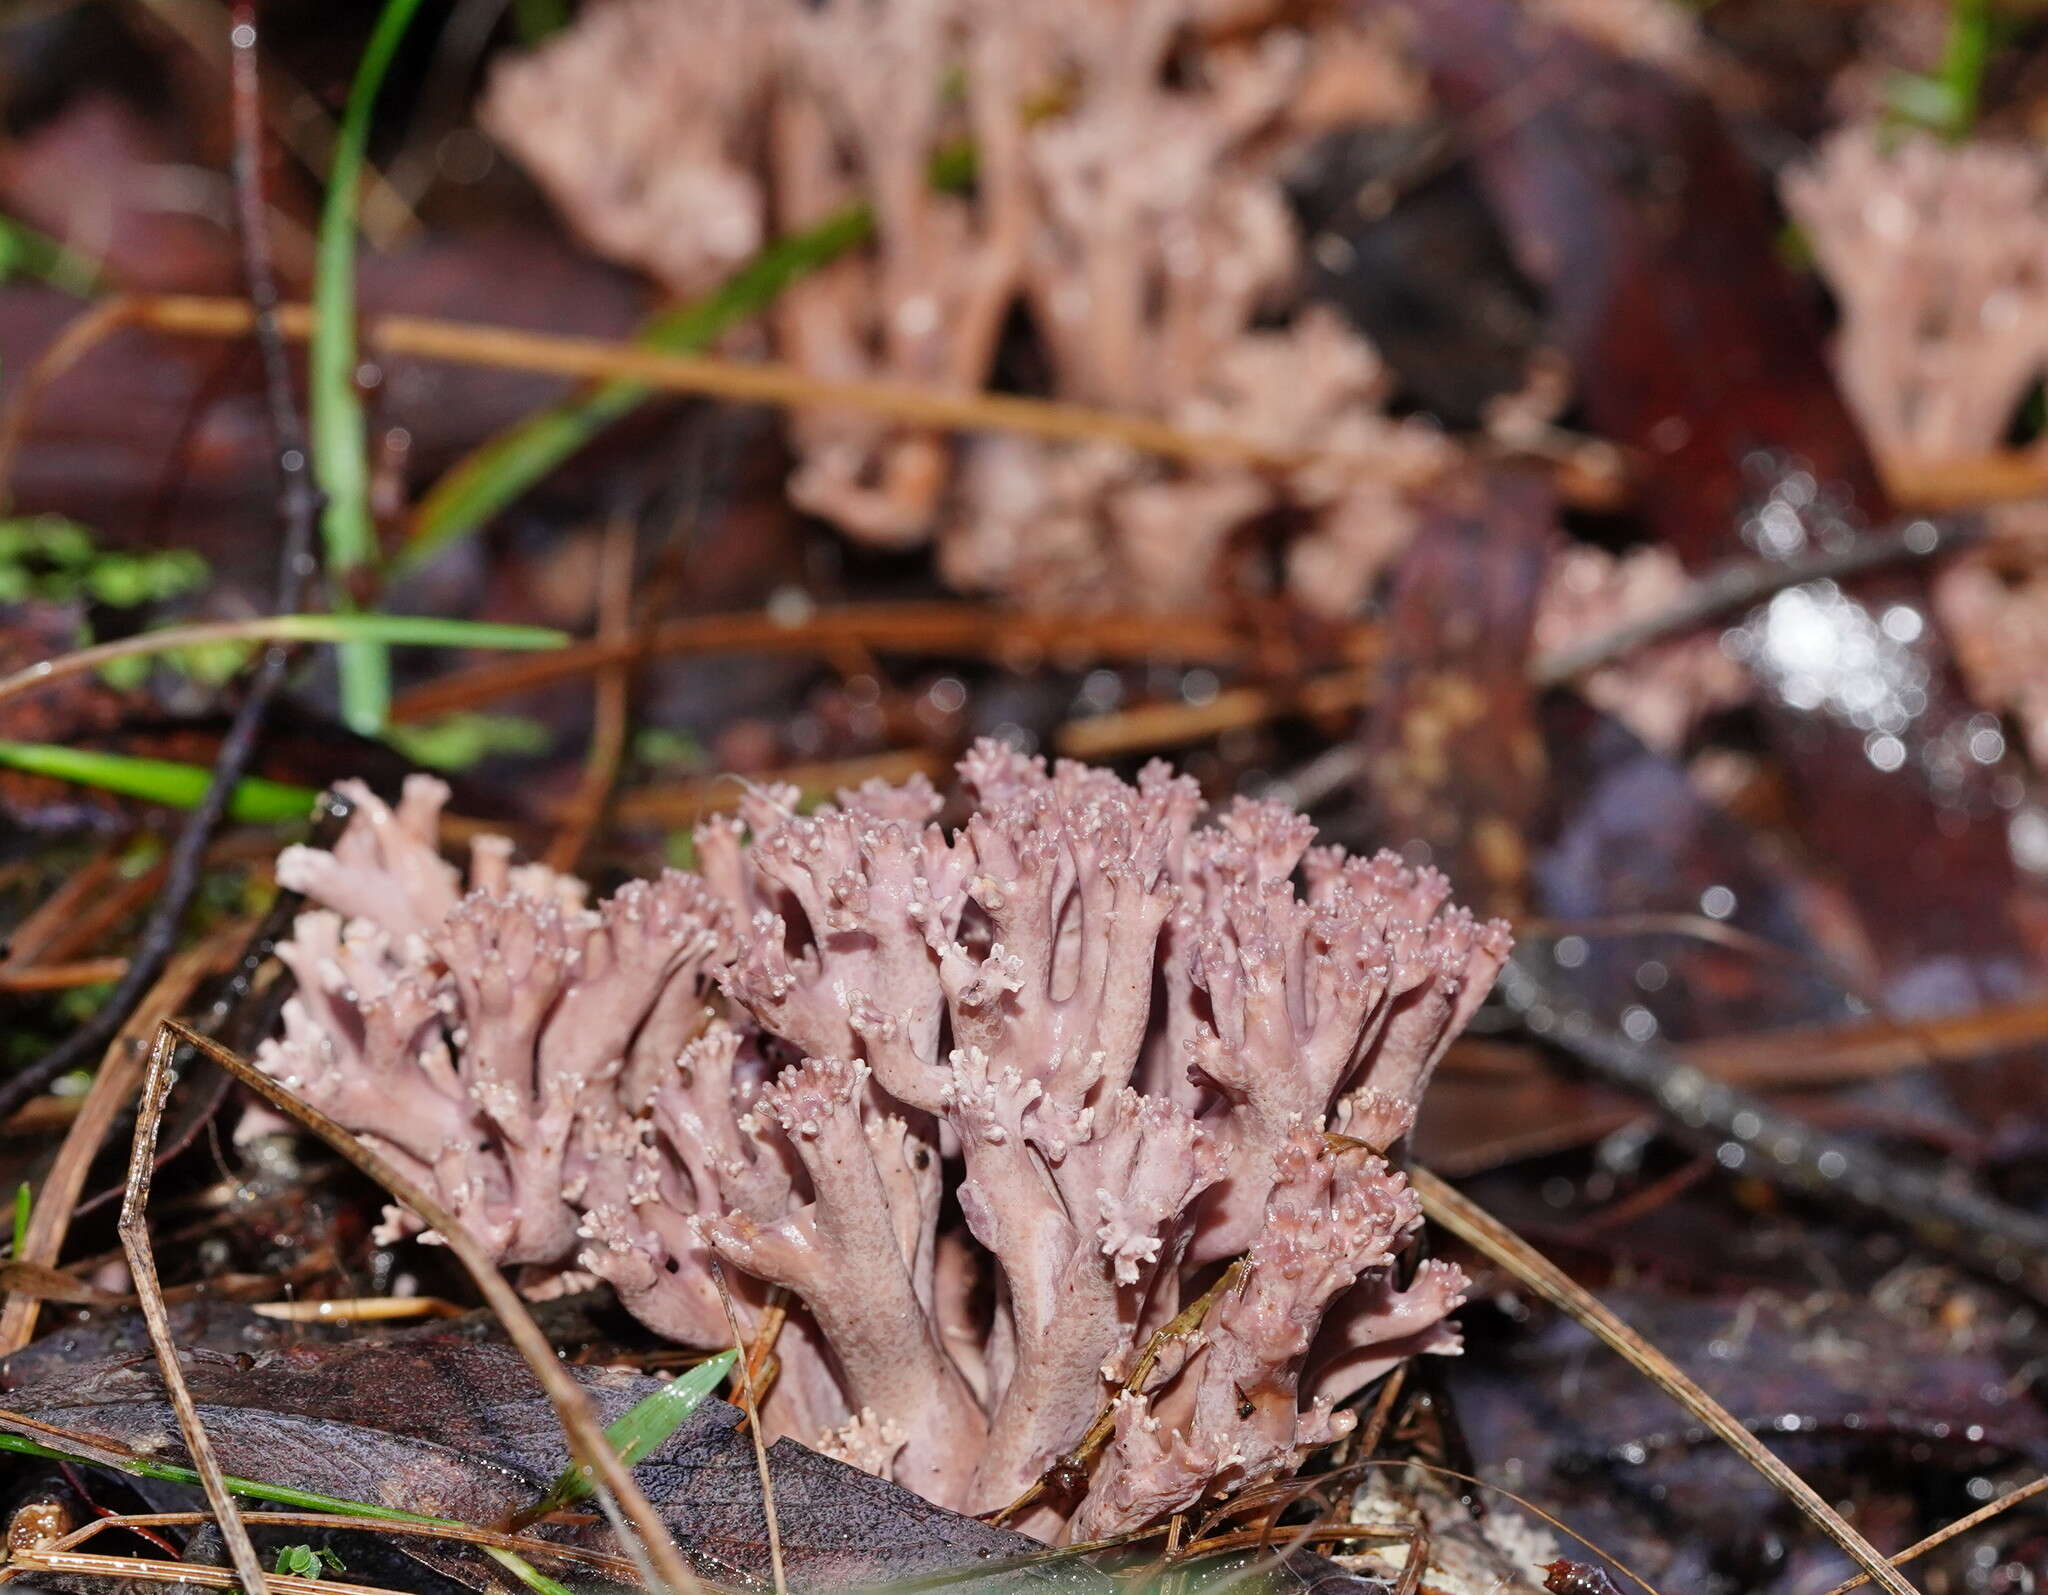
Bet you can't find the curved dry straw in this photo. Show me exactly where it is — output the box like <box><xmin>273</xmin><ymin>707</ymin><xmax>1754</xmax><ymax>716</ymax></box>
<box><xmin>0</xmin><ymin>615</ymin><xmax>565</xmax><ymax>710</ymax></box>
<box><xmin>154</xmin><ymin>1019</ymin><xmax>713</xmax><ymax>1595</ymax></box>
<box><xmin>1413</xmin><ymin>1166</ymin><xmax>1920</xmax><ymax>1595</ymax></box>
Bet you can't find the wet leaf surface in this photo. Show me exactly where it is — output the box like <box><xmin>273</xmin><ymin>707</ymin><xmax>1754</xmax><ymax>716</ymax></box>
<box><xmin>1448</xmin><ymin>1286</ymin><xmax>2048</xmax><ymax>1591</ymax></box>
<box><xmin>2</xmin><ymin>1335</ymin><xmax>1101</xmax><ymax>1593</ymax></box>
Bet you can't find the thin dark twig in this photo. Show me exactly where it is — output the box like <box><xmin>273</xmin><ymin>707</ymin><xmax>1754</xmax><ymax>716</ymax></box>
<box><xmin>117</xmin><ymin>1026</ymin><xmax>268</xmax><ymax>1595</ymax></box>
<box><xmin>230</xmin><ymin>4</ymin><xmax>325</xmax><ymax>563</ymax></box>
<box><xmin>1531</xmin><ymin>514</ymin><xmax>1978</xmax><ymax>685</ymax></box>
<box><xmin>59</xmin><ymin>793</ymin><xmax>355</xmax><ymax>1233</ymax></box>
<box><xmin>0</xmin><ymin>9</ymin><xmax>321</xmax><ymax>1124</ymax></box>
<box><xmin>1268</xmin><ymin>513</ymin><xmax>1981</xmax><ymax>812</ymax></box>
<box><xmin>1493</xmin><ymin>953</ymin><xmax>2048</xmax><ymax>1302</ymax></box>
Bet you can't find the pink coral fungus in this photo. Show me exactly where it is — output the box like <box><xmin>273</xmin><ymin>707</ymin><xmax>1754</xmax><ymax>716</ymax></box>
<box><xmin>482</xmin><ymin>0</ymin><xmax>1441</xmax><ymax>615</ymax></box>
<box><xmin>262</xmin><ymin>750</ymin><xmax>1505</xmax><ymax>1535</ymax></box>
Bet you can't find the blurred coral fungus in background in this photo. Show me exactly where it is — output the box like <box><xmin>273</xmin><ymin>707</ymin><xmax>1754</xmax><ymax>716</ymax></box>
<box><xmin>7</xmin><ymin>0</ymin><xmax>2048</xmax><ymax>1591</ymax></box>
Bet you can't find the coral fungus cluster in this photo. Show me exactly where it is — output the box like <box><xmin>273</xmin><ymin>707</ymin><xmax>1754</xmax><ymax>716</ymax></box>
<box><xmin>481</xmin><ymin>0</ymin><xmax>1452</xmax><ymax>616</ymax></box>
<box><xmin>261</xmin><ymin>749</ymin><xmax>1506</xmax><ymax>1535</ymax></box>
<box><xmin>1782</xmin><ymin>126</ymin><xmax>2048</xmax><ymax>770</ymax></box>
<box><xmin>1782</xmin><ymin>125</ymin><xmax>2048</xmax><ymax>469</ymax></box>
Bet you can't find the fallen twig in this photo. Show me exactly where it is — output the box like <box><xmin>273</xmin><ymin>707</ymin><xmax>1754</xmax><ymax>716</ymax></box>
<box><xmin>1531</xmin><ymin>514</ymin><xmax>1978</xmax><ymax>686</ymax></box>
<box><xmin>1492</xmin><ymin>953</ymin><xmax>2048</xmax><ymax>1302</ymax></box>
<box><xmin>131</xmin><ymin>0</ymin><xmax>419</xmax><ymax>247</ymax></box>
<box><xmin>0</xmin><ymin>26</ymin><xmax>322</xmax><ymax>1126</ymax></box>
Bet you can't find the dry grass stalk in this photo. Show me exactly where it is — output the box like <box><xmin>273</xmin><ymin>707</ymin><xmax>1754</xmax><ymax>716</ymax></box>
<box><xmin>1411</xmin><ymin>1167</ymin><xmax>1919</xmax><ymax>1595</ymax></box>
<box><xmin>17</xmin><ymin>1507</ymin><xmax>639</xmax><ymax>1581</ymax></box>
<box><xmin>0</xmin><ymin>959</ymin><xmax>131</xmax><ymax>992</ymax></box>
<box><xmin>545</xmin><ymin>515</ymin><xmax>639</xmax><ymax>873</ymax></box>
<box><xmin>0</xmin><ymin>926</ymin><xmax>245</xmax><ymax>1352</ymax></box>
<box><xmin>248</xmin><ymin>1296</ymin><xmax>467</xmax><ymax>1322</ymax></box>
<box><xmin>392</xmin><ymin>601</ymin><xmax>1261</xmax><ymax>723</ymax></box>
<box><xmin>1053</xmin><ymin>669</ymin><xmax>1374</xmax><ymax>762</ymax></box>
<box><xmin>159</xmin><ymin>1020</ymin><xmax>711</xmax><ymax>1595</ymax></box>
<box><xmin>990</xmin><ymin>1259</ymin><xmax>1247</xmax><ymax>1530</ymax></box>
<box><xmin>3</xmin><ymin>1547</ymin><xmax>395</xmax><ymax>1595</ymax></box>
<box><xmin>119</xmin><ymin>1024</ymin><xmax>269</xmax><ymax>1595</ymax></box>
<box><xmin>0</xmin><ymin>293</ymin><xmax>1614</xmax><ymax>523</ymax></box>
<box><xmin>1820</xmin><ymin>1474</ymin><xmax>2048</xmax><ymax>1595</ymax></box>
<box><xmin>712</xmin><ymin>1259</ymin><xmax>786</xmax><ymax>1595</ymax></box>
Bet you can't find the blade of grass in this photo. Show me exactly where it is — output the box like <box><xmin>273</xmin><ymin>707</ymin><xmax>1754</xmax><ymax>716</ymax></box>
<box><xmin>312</xmin><ymin>0</ymin><xmax>430</xmax><ymax>734</ymax></box>
<box><xmin>0</xmin><ymin>613</ymin><xmax>566</xmax><ymax>707</ymax></box>
<box><xmin>0</xmin><ymin>742</ymin><xmax>316</xmax><ymax>822</ymax></box>
<box><xmin>11</xmin><ymin>1183</ymin><xmax>29</xmax><ymax>1257</ymax></box>
<box><xmin>0</xmin><ymin>211</ymin><xmax>102</xmax><ymax>297</ymax></box>
<box><xmin>1937</xmin><ymin>0</ymin><xmax>1993</xmax><ymax>138</ymax></box>
<box><xmin>511</xmin><ymin>0</ymin><xmax>573</xmax><ymax>43</ymax></box>
<box><xmin>519</xmin><ymin>1348</ymin><xmax>736</xmax><ymax>1525</ymax></box>
<box><xmin>0</xmin><ymin>1432</ymin><xmax>585</xmax><ymax>1595</ymax></box>
<box><xmin>399</xmin><ymin>140</ymin><xmax>975</xmax><ymax>571</ymax></box>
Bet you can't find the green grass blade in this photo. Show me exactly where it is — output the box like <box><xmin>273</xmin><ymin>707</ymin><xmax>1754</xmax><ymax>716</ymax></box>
<box><xmin>0</xmin><ymin>742</ymin><xmax>317</xmax><ymax>823</ymax></box>
<box><xmin>266</xmin><ymin>614</ymin><xmax>567</xmax><ymax>649</ymax></box>
<box><xmin>1937</xmin><ymin>0</ymin><xmax>1993</xmax><ymax>138</ymax></box>
<box><xmin>401</xmin><ymin>206</ymin><xmax>873</xmax><ymax>569</ymax></box>
<box><xmin>510</xmin><ymin>0</ymin><xmax>573</xmax><ymax>43</ymax></box>
<box><xmin>312</xmin><ymin>0</ymin><xmax>430</xmax><ymax>735</ymax></box>
<box><xmin>11</xmin><ymin>1182</ymin><xmax>29</xmax><ymax>1257</ymax></box>
<box><xmin>0</xmin><ymin>211</ymin><xmax>101</xmax><ymax>296</ymax></box>
<box><xmin>484</xmin><ymin>1547</ymin><xmax>580</xmax><ymax>1595</ymax></box>
<box><xmin>63</xmin><ymin>613</ymin><xmax>563</xmax><ymax>691</ymax></box>
<box><xmin>0</xmin><ymin>1432</ymin><xmax>584</xmax><ymax>1595</ymax></box>
<box><xmin>400</xmin><ymin>139</ymin><xmax>978</xmax><ymax>571</ymax></box>
<box><xmin>530</xmin><ymin>1348</ymin><xmax>735</xmax><ymax>1518</ymax></box>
